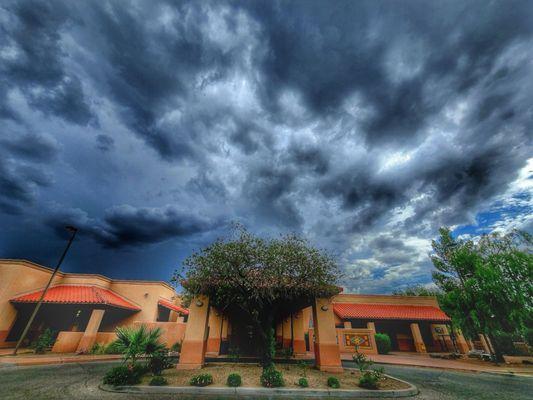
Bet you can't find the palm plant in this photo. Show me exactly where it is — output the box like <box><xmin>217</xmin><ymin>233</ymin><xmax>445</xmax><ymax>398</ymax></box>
<box><xmin>114</xmin><ymin>325</ymin><xmax>165</xmax><ymax>366</ymax></box>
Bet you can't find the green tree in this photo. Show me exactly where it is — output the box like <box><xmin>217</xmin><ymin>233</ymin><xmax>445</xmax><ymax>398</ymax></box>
<box><xmin>174</xmin><ymin>226</ymin><xmax>340</xmax><ymax>367</ymax></box>
<box><xmin>431</xmin><ymin>228</ymin><xmax>532</xmax><ymax>360</ymax></box>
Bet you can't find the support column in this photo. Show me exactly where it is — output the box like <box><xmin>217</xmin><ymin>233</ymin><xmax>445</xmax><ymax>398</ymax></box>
<box><xmin>343</xmin><ymin>321</ymin><xmax>352</xmax><ymax>329</ymax></box>
<box><xmin>282</xmin><ymin>317</ymin><xmax>292</xmax><ymax>349</ymax></box>
<box><xmin>178</xmin><ymin>295</ymin><xmax>210</xmax><ymax>369</ymax></box>
<box><xmin>292</xmin><ymin>310</ymin><xmax>306</xmax><ymax>355</ymax></box>
<box><xmin>410</xmin><ymin>323</ymin><xmax>427</xmax><ymax>353</ymax></box>
<box><xmin>478</xmin><ymin>334</ymin><xmax>492</xmax><ymax>354</ymax></box>
<box><xmin>312</xmin><ymin>298</ymin><xmax>342</xmax><ymax>372</ymax></box>
<box><xmin>206</xmin><ymin>307</ymin><xmax>222</xmax><ymax>355</ymax></box>
<box><xmin>367</xmin><ymin>321</ymin><xmax>376</xmax><ymax>333</ymax></box>
<box><xmin>454</xmin><ymin>330</ymin><xmax>470</xmax><ymax>354</ymax></box>
<box><xmin>76</xmin><ymin>309</ymin><xmax>105</xmax><ymax>353</ymax></box>
<box><xmin>276</xmin><ymin>322</ymin><xmax>283</xmax><ymax>344</ymax></box>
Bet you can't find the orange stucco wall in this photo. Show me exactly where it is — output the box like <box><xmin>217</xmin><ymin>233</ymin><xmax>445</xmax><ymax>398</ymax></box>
<box><xmin>0</xmin><ymin>259</ymin><xmax>185</xmax><ymax>350</ymax></box>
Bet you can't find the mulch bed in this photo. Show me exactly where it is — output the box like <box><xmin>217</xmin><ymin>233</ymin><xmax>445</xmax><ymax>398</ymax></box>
<box><xmin>141</xmin><ymin>362</ymin><xmax>410</xmax><ymax>390</ymax></box>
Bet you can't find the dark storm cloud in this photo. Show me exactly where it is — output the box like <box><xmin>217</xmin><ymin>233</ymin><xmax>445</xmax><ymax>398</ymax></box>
<box><xmin>0</xmin><ymin>0</ymin><xmax>532</xmax><ymax>290</ymax></box>
<box><xmin>0</xmin><ymin>159</ymin><xmax>51</xmax><ymax>214</ymax></box>
<box><xmin>45</xmin><ymin>205</ymin><xmax>219</xmax><ymax>249</ymax></box>
<box><xmin>0</xmin><ymin>0</ymin><xmax>94</xmax><ymax>125</ymax></box>
<box><xmin>2</xmin><ymin>133</ymin><xmax>59</xmax><ymax>162</ymax></box>
<box><xmin>242</xmin><ymin>0</ymin><xmax>533</xmax><ymax>145</ymax></box>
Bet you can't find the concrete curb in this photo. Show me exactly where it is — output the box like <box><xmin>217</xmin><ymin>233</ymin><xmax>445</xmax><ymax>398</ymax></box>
<box><xmin>100</xmin><ymin>378</ymin><xmax>418</xmax><ymax>398</ymax></box>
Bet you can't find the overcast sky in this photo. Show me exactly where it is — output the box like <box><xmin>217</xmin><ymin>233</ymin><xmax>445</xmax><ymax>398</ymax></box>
<box><xmin>1</xmin><ymin>0</ymin><xmax>532</xmax><ymax>293</ymax></box>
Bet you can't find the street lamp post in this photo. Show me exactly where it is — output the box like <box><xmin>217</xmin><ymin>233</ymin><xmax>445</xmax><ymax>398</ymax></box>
<box><xmin>13</xmin><ymin>226</ymin><xmax>78</xmax><ymax>355</ymax></box>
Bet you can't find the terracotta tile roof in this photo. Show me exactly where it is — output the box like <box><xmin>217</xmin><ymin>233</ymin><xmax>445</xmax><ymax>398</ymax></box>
<box><xmin>333</xmin><ymin>303</ymin><xmax>451</xmax><ymax>322</ymax></box>
<box><xmin>158</xmin><ymin>299</ymin><xmax>189</xmax><ymax>315</ymax></box>
<box><xmin>10</xmin><ymin>285</ymin><xmax>141</xmax><ymax>311</ymax></box>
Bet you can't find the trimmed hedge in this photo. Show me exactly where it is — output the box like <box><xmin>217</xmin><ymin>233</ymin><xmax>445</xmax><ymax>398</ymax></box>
<box><xmin>298</xmin><ymin>377</ymin><xmax>309</xmax><ymax>387</ymax></box>
<box><xmin>189</xmin><ymin>373</ymin><xmax>213</xmax><ymax>387</ymax></box>
<box><xmin>375</xmin><ymin>333</ymin><xmax>392</xmax><ymax>355</ymax></box>
<box><xmin>327</xmin><ymin>376</ymin><xmax>340</xmax><ymax>388</ymax></box>
<box><xmin>227</xmin><ymin>373</ymin><xmax>242</xmax><ymax>387</ymax></box>
<box><xmin>260</xmin><ymin>366</ymin><xmax>284</xmax><ymax>388</ymax></box>
<box><xmin>103</xmin><ymin>364</ymin><xmax>147</xmax><ymax>386</ymax></box>
<box><xmin>149</xmin><ymin>376</ymin><xmax>168</xmax><ymax>386</ymax></box>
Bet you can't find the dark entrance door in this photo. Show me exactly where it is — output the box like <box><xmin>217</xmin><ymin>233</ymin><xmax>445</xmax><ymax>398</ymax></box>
<box><xmin>229</xmin><ymin>318</ymin><xmax>258</xmax><ymax>357</ymax></box>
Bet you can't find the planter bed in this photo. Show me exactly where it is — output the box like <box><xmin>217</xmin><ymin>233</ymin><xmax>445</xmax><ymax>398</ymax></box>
<box><xmin>142</xmin><ymin>362</ymin><xmax>410</xmax><ymax>390</ymax></box>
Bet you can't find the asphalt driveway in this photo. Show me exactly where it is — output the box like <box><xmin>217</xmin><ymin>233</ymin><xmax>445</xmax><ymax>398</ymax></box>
<box><xmin>0</xmin><ymin>361</ymin><xmax>530</xmax><ymax>400</ymax></box>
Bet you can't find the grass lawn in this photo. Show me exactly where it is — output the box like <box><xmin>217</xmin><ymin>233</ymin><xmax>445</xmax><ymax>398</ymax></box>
<box><xmin>141</xmin><ymin>362</ymin><xmax>410</xmax><ymax>390</ymax></box>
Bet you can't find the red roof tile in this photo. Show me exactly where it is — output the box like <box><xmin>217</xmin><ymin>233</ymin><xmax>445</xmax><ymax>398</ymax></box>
<box><xmin>333</xmin><ymin>303</ymin><xmax>450</xmax><ymax>322</ymax></box>
<box><xmin>10</xmin><ymin>285</ymin><xmax>141</xmax><ymax>311</ymax></box>
<box><xmin>158</xmin><ymin>299</ymin><xmax>189</xmax><ymax>315</ymax></box>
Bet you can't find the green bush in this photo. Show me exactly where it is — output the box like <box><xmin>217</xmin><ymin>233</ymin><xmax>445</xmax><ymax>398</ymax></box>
<box><xmin>90</xmin><ymin>343</ymin><xmax>106</xmax><ymax>355</ymax></box>
<box><xmin>358</xmin><ymin>368</ymin><xmax>384</xmax><ymax>390</ymax></box>
<box><xmin>352</xmin><ymin>351</ymin><xmax>373</xmax><ymax>372</ymax></box>
<box><xmin>149</xmin><ymin>376</ymin><xmax>168</xmax><ymax>386</ymax></box>
<box><xmin>189</xmin><ymin>373</ymin><xmax>213</xmax><ymax>387</ymax></box>
<box><xmin>170</xmin><ymin>341</ymin><xmax>182</xmax><ymax>352</ymax></box>
<box><xmin>260</xmin><ymin>366</ymin><xmax>284</xmax><ymax>388</ymax></box>
<box><xmin>226</xmin><ymin>373</ymin><xmax>242</xmax><ymax>387</ymax></box>
<box><xmin>104</xmin><ymin>341</ymin><xmax>122</xmax><ymax>354</ymax></box>
<box><xmin>149</xmin><ymin>351</ymin><xmax>174</xmax><ymax>375</ymax></box>
<box><xmin>298</xmin><ymin>377</ymin><xmax>309</xmax><ymax>387</ymax></box>
<box><xmin>375</xmin><ymin>333</ymin><xmax>392</xmax><ymax>355</ymax></box>
<box><xmin>32</xmin><ymin>329</ymin><xmax>55</xmax><ymax>354</ymax></box>
<box><xmin>102</xmin><ymin>365</ymin><xmax>146</xmax><ymax>386</ymax></box>
<box><xmin>327</xmin><ymin>376</ymin><xmax>340</xmax><ymax>388</ymax></box>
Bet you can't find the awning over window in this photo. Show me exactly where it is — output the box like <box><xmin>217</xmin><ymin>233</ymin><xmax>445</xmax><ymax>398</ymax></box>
<box><xmin>333</xmin><ymin>303</ymin><xmax>451</xmax><ymax>322</ymax></box>
<box><xmin>158</xmin><ymin>299</ymin><xmax>189</xmax><ymax>315</ymax></box>
<box><xmin>10</xmin><ymin>285</ymin><xmax>141</xmax><ymax>311</ymax></box>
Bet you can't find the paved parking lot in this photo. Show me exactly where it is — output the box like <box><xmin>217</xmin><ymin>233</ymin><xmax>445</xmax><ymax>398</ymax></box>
<box><xmin>0</xmin><ymin>361</ymin><xmax>531</xmax><ymax>399</ymax></box>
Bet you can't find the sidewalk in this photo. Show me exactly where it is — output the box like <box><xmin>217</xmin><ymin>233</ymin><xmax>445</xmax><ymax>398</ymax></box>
<box><xmin>341</xmin><ymin>351</ymin><xmax>533</xmax><ymax>376</ymax></box>
<box><xmin>0</xmin><ymin>350</ymin><xmax>121</xmax><ymax>367</ymax></box>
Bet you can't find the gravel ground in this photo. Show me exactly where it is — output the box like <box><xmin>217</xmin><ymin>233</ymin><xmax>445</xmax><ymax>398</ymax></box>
<box><xmin>0</xmin><ymin>361</ymin><xmax>531</xmax><ymax>400</ymax></box>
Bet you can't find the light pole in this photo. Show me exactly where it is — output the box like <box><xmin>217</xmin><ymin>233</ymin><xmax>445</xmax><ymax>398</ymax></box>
<box><xmin>13</xmin><ymin>226</ymin><xmax>78</xmax><ymax>355</ymax></box>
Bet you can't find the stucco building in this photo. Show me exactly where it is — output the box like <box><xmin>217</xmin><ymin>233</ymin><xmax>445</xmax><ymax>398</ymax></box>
<box><xmin>0</xmin><ymin>260</ymin><xmax>188</xmax><ymax>352</ymax></box>
<box><xmin>1</xmin><ymin>259</ymin><xmax>476</xmax><ymax>369</ymax></box>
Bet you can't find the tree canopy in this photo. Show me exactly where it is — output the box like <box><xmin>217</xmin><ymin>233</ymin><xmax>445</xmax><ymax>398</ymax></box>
<box><xmin>173</xmin><ymin>227</ymin><xmax>340</xmax><ymax>366</ymax></box>
<box><xmin>431</xmin><ymin>228</ymin><xmax>532</xmax><ymax>359</ymax></box>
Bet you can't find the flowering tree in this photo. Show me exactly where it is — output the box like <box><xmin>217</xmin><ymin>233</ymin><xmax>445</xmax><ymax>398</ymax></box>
<box><xmin>173</xmin><ymin>227</ymin><xmax>340</xmax><ymax>367</ymax></box>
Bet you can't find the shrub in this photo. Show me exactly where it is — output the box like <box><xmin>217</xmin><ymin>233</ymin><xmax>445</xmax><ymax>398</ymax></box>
<box><xmin>149</xmin><ymin>376</ymin><xmax>168</xmax><ymax>386</ymax></box>
<box><xmin>327</xmin><ymin>376</ymin><xmax>340</xmax><ymax>389</ymax></box>
<box><xmin>170</xmin><ymin>341</ymin><xmax>182</xmax><ymax>353</ymax></box>
<box><xmin>375</xmin><ymin>333</ymin><xmax>392</xmax><ymax>355</ymax></box>
<box><xmin>189</xmin><ymin>373</ymin><xmax>213</xmax><ymax>387</ymax></box>
<box><xmin>114</xmin><ymin>325</ymin><xmax>165</xmax><ymax>365</ymax></box>
<box><xmin>149</xmin><ymin>350</ymin><xmax>174</xmax><ymax>375</ymax></box>
<box><xmin>32</xmin><ymin>329</ymin><xmax>55</xmax><ymax>354</ymax></box>
<box><xmin>260</xmin><ymin>366</ymin><xmax>284</xmax><ymax>388</ymax></box>
<box><xmin>352</xmin><ymin>351</ymin><xmax>373</xmax><ymax>372</ymax></box>
<box><xmin>226</xmin><ymin>373</ymin><xmax>242</xmax><ymax>387</ymax></box>
<box><xmin>104</xmin><ymin>340</ymin><xmax>122</xmax><ymax>354</ymax></box>
<box><xmin>358</xmin><ymin>368</ymin><xmax>384</xmax><ymax>390</ymax></box>
<box><xmin>298</xmin><ymin>377</ymin><xmax>308</xmax><ymax>388</ymax></box>
<box><xmin>102</xmin><ymin>364</ymin><xmax>146</xmax><ymax>386</ymax></box>
<box><xmin>90</xmin><ymin>343</ymin><xmax>106</xmax><ymax>355</ymax></box>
